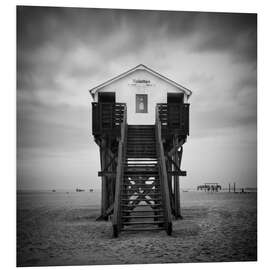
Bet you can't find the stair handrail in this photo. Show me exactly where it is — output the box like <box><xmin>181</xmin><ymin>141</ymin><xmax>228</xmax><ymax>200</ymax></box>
<box><xmin>112</xmin><ymin>104</ymin><xmax>127</xmax><ymax>237</ymax></box>
<box><xmin>155</xmin><ymin>105</ymin><xmax>172</xmax><ymax>235</ymax></box>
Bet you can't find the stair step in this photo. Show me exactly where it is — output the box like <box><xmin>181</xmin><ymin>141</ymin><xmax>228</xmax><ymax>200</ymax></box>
<box><xmin>124</xmin><ymin>181</ymin><xmax>159</xmax><ymax>183</ymax></box>
<box><xmin>122</xmin><ymin>192</ymin><xmax>160</xmax><ymax>195</ymax></box>
<box><xmin>126</xmin><ymin>158</ymin><xmax>157</xmax><ymax>160</ymax></box>
<box><xmin>122</xmin><ymin>227</ymin><xmax>164</xmax><ymax>232</ymax></box>
<box><xmin>126</xmin><ymin>163</ymin><xmax>158</xmax><ymax>165</ymax></box>
<box><xmin>128</xmin><ymin>125</ymin><xmax>155</xmax><ymax>127</ymax></box>
<box><xmin>124</xmin><ymin>169</ymin><xmax>157</xmax><ymax>172</ymax></box>
<box><xmin>125</xmin><ymin>166</ymin><xmax>158</xmax><ymax>169</ymax></box>
<box><xmin>127</xmin><ymin>137</ymin><xmax>155</xmax><ymax>138</ymax></box>
<box><xmin>124</xmin><ymin>162</ymin><xmax>157</xmax><ymax>165</ymax></box>
<box><xmin>122</xmin><ymin>184</ymin><xmax>160</xmax><ymax>188</ymax></box>
<box><xmin>127</xmin><ymin>152</ymin><xmax>157</xmax><ymax>154</ymax></box>
<box><xmin>124</xmin><ymin>177</ymin><xmax>158</xmax><ymax>180</ymax></box>
<box><xmin>127</xmin><ymin>155</ymin><xmax>157</xmax><ymax>158</ymax></box>
<box><xmin>127</xmin><ymin>146</ymin><xmax>156</xmax><ymax>150</ymax></box>
<box><xmin>122</xmin><ymin>209</ymin><xmax>164</xmax><ymax>213</ymax></box>
<box><xmin>127</xmin><ymin>147</ymin><xmax>155</xmax><ymax>149</ymax></box>
<box><xmin>127</xmin><ymin>134</ymin><xmax>155</xmax><ymax>136</ymax></box>
<box><xmin>127</xmin><ymin>142</ymin><xmax>155</xmax><ymax>144</ymax></box>
<box><xmin>123</xmin><ymin>182</ymin><xmax>159</xmax><ymax>184</ymax></box>
<box><xmin>127</xmin><ymin>149</ymin><xmax>156</xmax><ymax>151</ymax></box>
<box><xmin>121</xmin><ymin>199</ymin><xmax>162</xmax><ymax>202</ymax></box>
<box><xmin>127</xmin><ymin>133</ymin><xmax>155</xmax><ymax>135</ymax></box>
<box><xmin>127</xmin><ymin>138</ymin><xmax>155</xmax><ymax>140</ymax></box>
<box><xmin>127</xmin><ymin>141</ymin><xmax>155</xmax><ymax>143</ymax></box>
<box><xmin>121</xmin><ymin>203</ymin><xmax>162</xmax><ymax>207</ymax></box>
<box><xmin>124</xmin><ymin>174</ymin><xmax>159</xmax><ymax>177</ymax></box>
<box><xmin>124</xmin><ymin>168</ymin><xmax>158</xmax><ymax>171</ymax></box>
<box><xmin>122</xmin><ymin>215</ymin><xmax>164</xmax><ymax>219</ymax></box>
<box><xmin>127</xmin><ymin>152</ymin><xmax>156</xmax><ymax>154</ymax></box>
<box><xmin>128</xmin><ymin>129</ymin><xmax>155</xmax><ymax>131</ymax></box>
<box><xmin>122</xmin><ymin>188</ymin><xmax>160</xmax><ymax>192</ymax></box>
<box><xmin>127</xmin><ymin>153</ymin><xmax>157</xmax><ymax>155</ymax></box>
<box><xmin>124</xmin><ymin>177</ymin><xmax>160</xmax><ymax>179</ymax></box>
<box><xmin>126</xmin><ymin>163</ymin><xmax>157</xmax><ymax>166</ymax></box>
<box><xmin>124</xmin><ymin>172</ymin><xmax>158</xmax><ymax>175</ymax></box>
<box><xmin>128</xmin><ymin>131</ymin><xmax>155</xmax><ymax>133</ymax></box>
<box><xmin>123</xmin><ymin>221</ymin><xmax>164</xmax><ymax>225</ymax></box>
<box><xmin>127</xmin><ymin>149</ymin><xmax>155</xmax><ymax>151</ymax></box>
<box><xmin>122</xmin><ymin>188</ymin><xmax>161</xmax><ymax>191</ymax></box>
<box><xmin>125</xmin><ymin>167</ymin><xmax>157</xmax><ymax>169</ymax></box>
<box><xmin>126</xmin><ymin>149</ymin><xmax>156</xmax><ymax>151</ymax></box>
<box><xmin>125</xmin><ymin>162</ymin><xmax>157</xmax><ymax>164</ymax></box>
<box><xmin>127</xmin><ymin>150</ymin><xmax>156</xmax><ymax>152</ymax></box>
<box><xmin>121</xmin><ymin>196</ymin><xmax>162</xmax><ymax>199</ymax></box>
<box><xmin>121</xmin><ymin>192</ymin><xmax>162</xmax><ymax>196</ymax></box>
<box><xmin>127</xmin><ymin>137</ymin><xmax>155</xmax><ymax>140</ymax></box>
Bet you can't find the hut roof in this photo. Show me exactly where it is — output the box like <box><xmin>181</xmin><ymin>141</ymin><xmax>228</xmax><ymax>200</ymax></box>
<box><xmin>89</xmin><ymin>64</ymin><xmax>192</xmax><ymax>98</ymax></box>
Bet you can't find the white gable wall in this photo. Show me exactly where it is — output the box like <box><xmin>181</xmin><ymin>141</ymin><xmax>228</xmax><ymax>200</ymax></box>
<box><xmin>93</xmin><ymin>69</ymin><xmax>188</xmax><ymax>125</ymax></box>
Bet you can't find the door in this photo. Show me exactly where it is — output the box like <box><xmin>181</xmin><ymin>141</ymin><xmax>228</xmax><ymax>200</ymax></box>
<box><xmin>98</xmin><ymin>92</ymin><xmax>116</xmax><ymax>103</ymax></box>
<box><xmin>98</xmin><ymin>92</ymin><xmax>116</xmax><ymax>129</ymax></box>
<box><xmin>167</xmin><ymin>93</ymin><xmax>184</xmax><ymax>104</ymax></box>
<box><xmin>167</xmin><ymin>93</ymin><xmax>184</xmax><ymax>129</ymax></box>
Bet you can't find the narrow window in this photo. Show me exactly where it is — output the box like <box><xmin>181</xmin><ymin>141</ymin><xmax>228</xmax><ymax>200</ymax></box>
<box><xmin>136</xmin><ymin>94</ymin><xmax>148</xmax><ymax>113</ymax></box>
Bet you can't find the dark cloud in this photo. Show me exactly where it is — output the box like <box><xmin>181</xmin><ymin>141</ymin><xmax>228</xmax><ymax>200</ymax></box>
<box><xmin>17</xmin><ymin>7</ymin><xmax>257</xmax><ymax>57</ymax></box>
<box><xmin>17</xmin><ymin>6</ymin><xmax>257</xmax><ymax>189</ymax></box>
<box><xmin>17</xmin><ymin>99</ymin><xmax>91</xmax><ymax>152</ymax></box>
<box><xmin>17</xmin><ymin>7</ymin><xmax>257</xmax><ymax>92</ymax></box>
<box><xmin>192</xmin><ymin>12</ymin><xmax>257</xmax><ymax>63</ymax></box>
<box><xmin>191</xmin><ymin>106</ymin><xmax>256</xmax><ymax>138</ymax></box>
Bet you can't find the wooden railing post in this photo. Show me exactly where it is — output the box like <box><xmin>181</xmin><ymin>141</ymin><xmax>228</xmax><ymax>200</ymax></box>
<box><xmin>155</xmin><ymin>105</ymin><xmax>172</xmax><ymax>235</ymax></box>
<box><xmin>112</xmin><ymin>105</ymin><xmax>127</xmax><ymax>237</ymax></box>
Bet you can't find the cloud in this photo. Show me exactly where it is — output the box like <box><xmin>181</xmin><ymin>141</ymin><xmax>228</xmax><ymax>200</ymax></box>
<box><xmin>17</xmin><ymin>6</ymin><xmax>257</xmax><ymax>189</ymax></box>
<box><xmin>190</xmin><ymin>12</ymin><xmax>257</xmax><ymax>64</ymax></box>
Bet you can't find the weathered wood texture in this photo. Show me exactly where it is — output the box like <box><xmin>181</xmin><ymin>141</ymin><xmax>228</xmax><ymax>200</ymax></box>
<box><xmin>157</xmin><ymin>103</ymin><xmax>189</xmax><ymax>137</ymax></box>
<box><xmin>156</xmin><ymin>107</ymin><xmax>173</xmax><ymax>235</ymax></box>
<box><xmin>92</xmin><ymin>102</ymin><xmax>125</xmax><ymax>136</ymax></box>
<box><xmin>112</xmin><ymin>105</ymin><xmax>127</xmax><ymax>237</ymax></box>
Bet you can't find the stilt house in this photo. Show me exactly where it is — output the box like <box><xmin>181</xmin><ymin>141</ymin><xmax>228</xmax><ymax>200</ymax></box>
<box><xmin>90</xmin><ymin>64</ymin><xmax>192</xmax><ymax>236</ymax></box>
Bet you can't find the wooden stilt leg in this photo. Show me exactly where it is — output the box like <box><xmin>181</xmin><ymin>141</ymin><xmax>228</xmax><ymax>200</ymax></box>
<box><xmin>177</xmin><ymin>146</ymin><xmax>183</xmax><ymax>219</ymax></box>
<box><xmin>100</xmin><ymin>138</ymin><xmax>108</xmax><ymax>220</ymax></box>
<box><xmin>173</xmin><ymin>137</ymin><xmax>181</xmax><ymax>219</ymax></box>
<box><xmin>166</xmin><ymin>158</ymin><xmax>174</xmax><ymax>216</ymax></box>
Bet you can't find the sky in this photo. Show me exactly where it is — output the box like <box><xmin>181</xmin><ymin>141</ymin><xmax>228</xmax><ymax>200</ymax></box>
<box><xmin>17</xmin><ymin>6</ymin><xmax>257</xmax><ymax>190</ymax></box>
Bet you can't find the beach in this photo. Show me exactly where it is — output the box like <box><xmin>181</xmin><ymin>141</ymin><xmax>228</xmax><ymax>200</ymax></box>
<box><xmin>17</xmin><ymin>190</ymin><xmax>257</xmax><ymax>266</ymax></box>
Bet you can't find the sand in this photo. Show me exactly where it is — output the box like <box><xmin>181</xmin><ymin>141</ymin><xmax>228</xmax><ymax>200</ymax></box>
<box><xmin>17</xmin><ymin>191</ymin><xmax>257</xmax><ymax>266</ymax></box>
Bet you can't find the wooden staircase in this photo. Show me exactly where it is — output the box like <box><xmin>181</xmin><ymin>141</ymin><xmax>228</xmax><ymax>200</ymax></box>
<box><xmin>112</xmin><ymin>123</ymin><xmax>172</xmax><ymax>236</ymax></box>
<box><xmin>92</xmin><ymin>102</ymin><xmax>189</xmax><ymax>230</ymax></box>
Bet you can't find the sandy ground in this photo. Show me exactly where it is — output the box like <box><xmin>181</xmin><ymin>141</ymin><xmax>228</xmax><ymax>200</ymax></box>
<box><xmin>17</xmin><ymin>191</ymin><xmax>257</xmax><ymax>266</ymax></box>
